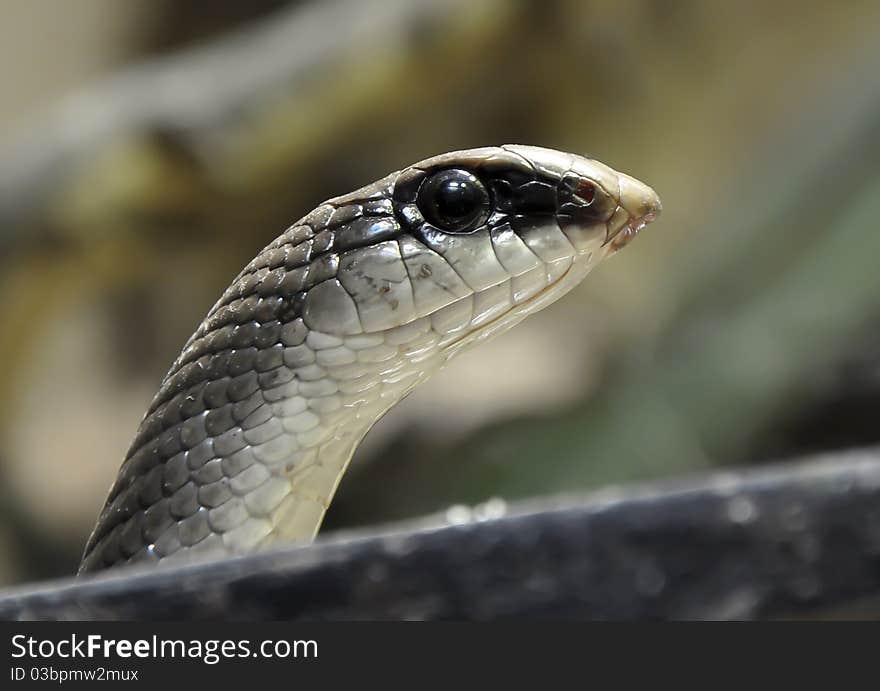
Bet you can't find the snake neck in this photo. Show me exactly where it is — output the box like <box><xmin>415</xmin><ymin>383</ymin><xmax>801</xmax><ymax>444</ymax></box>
<box><xmin>79</xmin><ymin>312</ymin><xmax>447</xmax><ymax>572</ymax></box>
<box><xmin>231</xmin><ymin>324</ymin><xmax>444</xmax><ymax>550</ymax></box>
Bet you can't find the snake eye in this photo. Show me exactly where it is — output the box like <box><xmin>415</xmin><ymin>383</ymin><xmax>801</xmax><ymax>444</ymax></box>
<box><xmin>417</xmin><ymin>168</ymin><xmax>490</xmax><ymax>233</ymax></box>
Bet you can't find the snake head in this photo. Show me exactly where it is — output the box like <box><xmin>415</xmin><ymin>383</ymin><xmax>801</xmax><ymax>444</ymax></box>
<box><xmin>304</xmin><ymin>144</ymin><xmax>661</xmax><ymax>352</ymax></box>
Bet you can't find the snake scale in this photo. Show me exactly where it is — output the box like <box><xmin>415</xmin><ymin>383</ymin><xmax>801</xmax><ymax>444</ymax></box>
<box><xmin>79</xmin><ymin>145</ymin><xmax>660</xmax><ymax>573</ymax></box>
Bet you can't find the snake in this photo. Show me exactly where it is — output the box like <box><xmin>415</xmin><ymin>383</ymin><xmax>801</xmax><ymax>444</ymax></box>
<box><xmin>78</xmin><ymin>145</ymin><xmax>660</xmax><ymax>573</ymax></box>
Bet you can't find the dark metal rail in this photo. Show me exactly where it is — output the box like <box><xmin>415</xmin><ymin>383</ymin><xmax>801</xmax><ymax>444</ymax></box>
<box><xmin>1</xmin><ymin>448</ymin><xmax>879</xmax><ymax>620</ymax></box>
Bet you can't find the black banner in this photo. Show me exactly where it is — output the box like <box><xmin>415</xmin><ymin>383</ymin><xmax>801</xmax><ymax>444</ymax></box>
<box><xmin>3</xmin><ymin>622</ymin><xmax>877</xmax><ymax>684</ymax></box>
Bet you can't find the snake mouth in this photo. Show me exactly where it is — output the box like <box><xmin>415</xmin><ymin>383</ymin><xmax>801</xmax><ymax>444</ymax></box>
<box><xmin>602</xmin><ymin>172</ymin><xmax>662</xmax><ymax>252</ymax></box>
<box><xmin>605</xmin><ymin>211</ymin><xmax>659</xmax><ymax>251</ymax></box>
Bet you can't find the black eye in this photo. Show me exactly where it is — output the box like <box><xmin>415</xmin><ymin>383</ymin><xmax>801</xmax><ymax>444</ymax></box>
<box><xmin>416</xmin><ymin>168</ymin><xmax>490</xmax><ymax>233</ymax></box>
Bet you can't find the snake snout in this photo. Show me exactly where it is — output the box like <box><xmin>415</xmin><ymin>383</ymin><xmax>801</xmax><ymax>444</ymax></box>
<box><xmin>619</xmin><ymin>172</ymin><xmax>662</xmax><ymax>221</ymax></box>
<box><xmin>605</xmin><ymin>173</ymin><xmax>662</xmax><ymax>251</ymax></box>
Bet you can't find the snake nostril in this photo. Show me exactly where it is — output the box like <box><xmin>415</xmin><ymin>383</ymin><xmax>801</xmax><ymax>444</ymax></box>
<box><xmin>576</xmin><ymin>181</ymin><xmax>596</xmax><ymax>205</ymax></box>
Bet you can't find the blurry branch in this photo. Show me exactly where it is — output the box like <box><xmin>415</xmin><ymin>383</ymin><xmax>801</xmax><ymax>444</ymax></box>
<box><xmin>2</xmin><ymin>448</ymin><xmax>880</xmax><ymax>620</ymax></box>
<box><xmin>0</xmin><ymin>0</ymin><xmax>505</xmax><ymax>248</ymax></box>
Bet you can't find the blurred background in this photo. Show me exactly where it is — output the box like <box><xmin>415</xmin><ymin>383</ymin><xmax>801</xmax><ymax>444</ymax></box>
<box><xmin>2</xmin><ymin>0</ymin><xmax>880</xmax><ymax>586</ymax></box>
